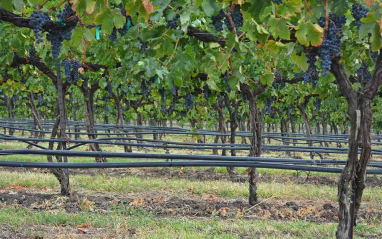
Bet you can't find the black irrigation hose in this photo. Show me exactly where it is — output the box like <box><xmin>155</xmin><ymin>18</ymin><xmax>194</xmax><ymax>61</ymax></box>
<box><xmin>1</xmin><ymin>149</ymin><xmax>382</xmax><ymax>168</ymax></box>
<box><xmin>0</xmin><ymin>160</ymin><xmax>381</xmax><ymax>174</ymax></box>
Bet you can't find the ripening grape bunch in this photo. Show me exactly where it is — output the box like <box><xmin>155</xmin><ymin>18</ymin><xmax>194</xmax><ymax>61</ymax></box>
<box><xmin>224</xmin><ymin>4</ymin><xmax>243</xmax><ymax>32</ymax></box>
<box><xmin>107</xmin><ymin>81</ymin><xmax>113</xmax><ymax>97</ymax></box>
<box><xmin>357</xmin><ymin>63</ymin><xmax>372</xmax><ymax>84</ymax></box>
<box><xmin>317</xmin><ymin>13</ymin><xmax>346</xmax><ymax>75</ymax></box>
<box><xmin>351</xmin><ymin>3</ymin><xmax>368</xmax><ymax>31</ymax></box>
<box><xmin>62</xmin><ymin>59</ymin><xmax>82</xmax><ymax>84</ymax></box>
<box><xmin>224</xmin><ymin>74</ymin><xmax>231</xmax><ymax>93</ymax></box>
<box><xmin>171</xmin><ymin>84</ymin><xmax>177</xmax><ymax>96</ymax></box>
<box><xmin>28</xmin><ymin>46</ymin><xmax>39</xmax><ymax>62</ymax></box>
<box><xmin>211</xmin><ymin>10</ymin><xmax>225</xmax><ymax>31</ymax></box>
<box><xmin>159</xmin><ymin>88</ymin><xmax>165</xmax><ymax>102</ymax></box>
<box><xmin>303</xmin><ymin>54</ymin><xmax>318</xmax><ymax>82</ymax></box>
<box><xmin>203</xmin><ymin>85</ymin><xmax>211</xmax><ymax>100</ymax></box>
<box><xmin>274</xmin><ymin>0</ymin><xmax>283</xmax><ymax>5</ymax></box>
<box><xmin>2</xmin><ymin>69</ymin><xmax>9</xmax><ymax>82</ymax></box>
<box><xmin>141</xmin><ymin>79</ymin><xmax>149</xmax><ymax>98</ymax></box>
<box><xmin>109</xmin><ymin>28</ymin><xmax>118</xmax><ymax>42</ymax></box>
<box><xmin>57</xmin><ymin>3</ymin><xmax>74</xmax><ymax>21</ymax></box>
<box><xmin>184</xmin><ymin>93</ymin><xmax>195</xmax><ymax>110</ymax></box>
<box><xmin>160</xmin><ymin>105</ymin><xmax>167</xmax><ymax>114</ymax></box>
<box><xmin>314</xmin><ymin>98</ymin><xmax>322</xmax><ymax>112</ymax></box>
<box><xmin>30</xmin><ymin>11</ymin><xmax>51</xmax><ymax>43</ymax></box>
<box><xmin>166</xmin><ymin>14</ymin><xmax>180</xmax><ymax>29</ymax></box>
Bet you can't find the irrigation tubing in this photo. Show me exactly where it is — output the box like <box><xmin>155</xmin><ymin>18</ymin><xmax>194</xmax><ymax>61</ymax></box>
<box><xmin>1</xmin><ymin>149</ymin><xmax>382</xmax><ymax>168</ymax></box>
<box><xmin>0</xmin><ymin>160</ymin><xmax>381</xmax><ymax>174</ymax></box>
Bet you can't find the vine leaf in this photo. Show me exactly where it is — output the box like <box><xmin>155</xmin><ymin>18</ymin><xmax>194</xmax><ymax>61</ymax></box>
<box><xmin>95</xmin><ymin>8</ymin><xmax>114</xmax><ymax>34</ymax></box>
<box><xmin>268</xmin><ymin>17</ymin><xmax>290</xmax><ymax>40</ymax></box>
<box><xmin>295</xmin><ymin>20</ymin><xmax>323</xmax><ymax>47</ymax></box>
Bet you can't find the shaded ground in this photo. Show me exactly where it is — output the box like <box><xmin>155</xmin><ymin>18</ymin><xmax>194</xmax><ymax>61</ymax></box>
<box><xmin>0</xmin><ymin>187</ymin><xmax>381</xmax><ymax>225</ymax></box>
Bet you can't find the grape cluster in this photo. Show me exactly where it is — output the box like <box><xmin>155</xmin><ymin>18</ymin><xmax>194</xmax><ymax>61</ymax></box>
<box><xmin>166</xmin><ymin>14</ymin><xmax>180</xmax><ymax>29</ymax></box>
<box><xmin>274</xmin><ymin>0</ymin><xmax>283</xmax><ymax>4</ymax></box>
<box><xmin>30</xmin><ymin>11</ymin><xmax>51</xmax><ymax>43</ymax></box>
<box><xmin>28</xmin><ymin>45</ymin><xmax>39</xmax><ymax>62</ymax></box>
<box><xmin>223</xmin><ymin>74</ymin><xmax>231</xmax><ymax>93</ymax></box>
<box><xmin>37</xmin><ymin>96</ymin><xmax>44</xmax><ymax>108</ymax></box>
<box><xmin>203</xmin><ymin>84</ymin><xmax>211</xmax><ymax>100</ymax></box>
<box><xmin>211</xmin><ymin>10</ymin><xmax>225</xmax><ymax>31</ymax></box>
<box><xmin>317</xmin><ymin>13</ymin><xmax>346</xmax><ymax>76</ymax></box>
<box><xmin>107</xmin><ymin>80</ymin><xmax>113</xmax><ymax>97</ymax></box>
<box><xmin>58</xmin><ymin>3</ymin><xmax>74</xmax><ymax>20</ymax></box>
<box><xmin>46</xmin><ymin>4</ymin><xmax>76</xmax><ymax>59</ymax></box>
<box><xmin>159</xmin><ymin>88</ymin><xmax>165</xmax><ymax>102</ymax></box>
<box><xmin>184</xmin><ymin>93</ymin><xmax>195</xmax><ymax>110</ymax></box>
<box><xmin>314</xmin><ymin>98</ymin><xmax>322</xmax><ymax>112</ymax></box>
<box><xmin>109</xmin><ymin>28</ymin><xmax>118</xmax><ymax>42</ymax></box>
<box><xmin>140</xmin><ymin>40</ymin><xmax>148</xmax><ymax>53</ymax></box>
<box><xmin>351</xmin><ymin>3</ymin><xmax>368</xmax><ymax>32</ymax></box>
<box><xmin>2</xmin><ymin>69</ymin><xmax>9</xmax><ymax>83</ymax></box>
<box><xmin>141</xmin><ymin>79</ymin><xmax>149</xmax><ymax>98</ymax></box>
<box><xmin>312</xmin><ymin>79</ymin><xmax>318</xmax><ymax>90</ymax></box>
<box><xmin>171</xmin><ymin>83</ymin><xmax>177</xmax><ymax>96</ymax></box>
<box><xmin>168</xmin><ymin>106</ymin><xmax>174</xmax><ymax>116</ymax></box>
<box><xmin>62</xmin><ymin>59</ymin><xmax>82</xmax><ymax>84</ymax></box>
<box><xmin>357</xmin><ymin>63</ymin><xmax>372</xmax><ymax>84</ymax></box>
<box><xmin>224</xmin><ymin>4</ymin><xmax>243</xmax><ymax>31</ymax></box>
<box><xmin>303</xmin><ymin>54</ymin><xmax>318</xmax><ymax>82</ymax></box>
<box><xmin>11</xmin><ymin>95</ymin><xmax>19</xmax><ymax>104</ymax></box>
<box><xmin>266</xmin><ymin>98</ymin><xmax>273</xmax><ymax>115</ymax></box>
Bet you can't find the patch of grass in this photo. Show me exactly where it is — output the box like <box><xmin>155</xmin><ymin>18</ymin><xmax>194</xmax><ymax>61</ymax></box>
<box><xmin>0</xmin><ymin>207</ymin><xmax>380</xmax><ymax>238</ymax></box>
<box><xmin>0</xmin><ymin>171</ymin><xmax>381</xmax><ymax>203</ymax></box>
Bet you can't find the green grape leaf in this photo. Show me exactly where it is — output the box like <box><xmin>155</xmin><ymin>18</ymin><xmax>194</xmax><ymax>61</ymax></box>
<box><xmin>201</xmin><ymin>0</ymin><xmax>220</xmax><ymax>17</ymax></box>
<box><xmin>260</xmin><ymin>73</ymin><xmax>274</xmax><ymax>86</ymax></box>
<box><xmin>296</xmin><ymin>20</ymin><xmax>323</xmax><ymax>47</ymax></box>
<box><xmin>95</xmin><ymin>8</ymin><xmax>114</xmax><ymax>35</ymax></box>
<box><xmin>268</xmin><ymin>17</ymin><xmax>290</xmax><ymax>40</ymax></box>
<box><xmin>291</xmin><ymin>52</ymin><xmax>309</xmax><ymax>71</ymax></box>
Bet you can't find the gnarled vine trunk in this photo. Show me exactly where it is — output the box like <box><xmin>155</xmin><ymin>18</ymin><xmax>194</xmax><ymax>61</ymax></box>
<box><xmin>332</xmin><ymin>55</ymin><xmax>382</xmax><ymax>239</ymax></box>
<box><xmin>83</xmin><ymin>88</ymin><xmax>106</xmax><ymax>162</ymax></box>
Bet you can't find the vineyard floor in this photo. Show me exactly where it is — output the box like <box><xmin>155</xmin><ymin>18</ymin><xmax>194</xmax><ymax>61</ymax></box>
<box><xmin>0</xmin><ymin>137</ymin><xmax>381</xmax><ymax>238</ymax></box>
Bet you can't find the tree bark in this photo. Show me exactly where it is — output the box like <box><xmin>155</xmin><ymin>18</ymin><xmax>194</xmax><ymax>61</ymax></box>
<box><xmin>331</xmin><ymin>54</ymin><xmax>382</xmax><ymax>238</ymax></box>
<box><xmin>241</xmin><ymin>83</ymin><xmax>266</xmax><ymax>206</ymax></box>
<box><xmin>55</xmin><ymin>60</ymin><xmax>70</xmax><ymax>196</ymax></box>
<box><xmin>83</xmin><ymin>88</ymin><xmax>106</xmax><ymax>162</ymax></box>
